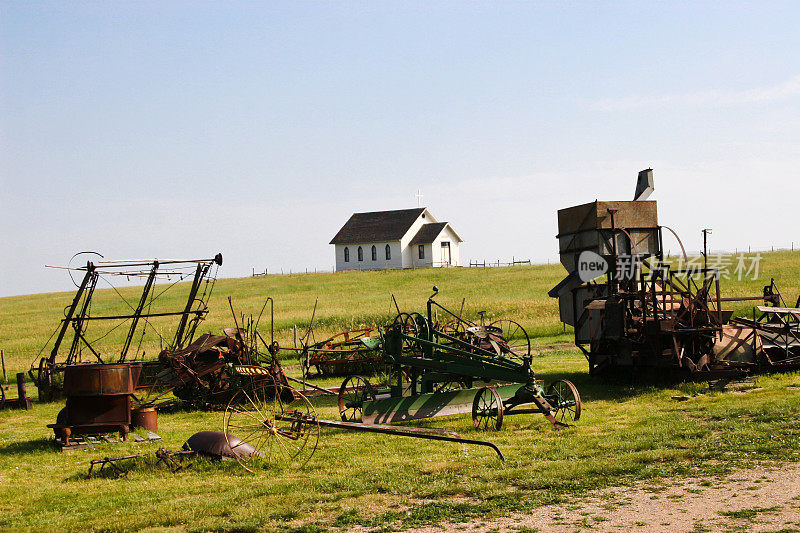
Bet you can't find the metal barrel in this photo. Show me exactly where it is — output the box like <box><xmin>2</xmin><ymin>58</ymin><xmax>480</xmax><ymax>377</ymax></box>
<box><xmin>63</xmin><ymin>364</ymin><xmax>135</xmax><ymax>396</ymax></box>
<box><xmin>131</xmin><ymin>406</ymin><xmax>157</xmax><ymax>432</ymax></box>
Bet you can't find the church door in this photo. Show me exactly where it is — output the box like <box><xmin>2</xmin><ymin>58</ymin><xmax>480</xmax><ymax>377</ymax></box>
<box><xmin>440</xmin><ymin>242</ymin><xmax>451</xmax><ymax>265</ymax></box>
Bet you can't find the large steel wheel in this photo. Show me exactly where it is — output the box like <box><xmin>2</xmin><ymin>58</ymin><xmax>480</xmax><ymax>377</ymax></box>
<box><xmin>472</xmin><ymin>386</ymin><xmax>504</xmax><ymax>430</ymax></box>
<box><xmin>392</xmin><ymin>313</ymin><xmax>418</xmax><ymax>353</ymax></box>
<box><xmin>338</xmin><ymin>375</ymin><xmax>376</xmax><ymax>422</ymax></box>
<box><xmin>403</xmin><ymin>313</ymin><xmax>429</xmax><ymax>354</ymax></box>
<box><xmin>546</xmin><ymin>379</ymin><xmax>581</xmax><ymax>423</ymax></box>
<box><xmin>223</xmin><ymin>384</ymin><xmax>319</xmax><ymax>472</ymax></box>
<box><xmin>489</xmin><ymin>319</ymin><xmax>531</xmax><ymax>360</ymax></box>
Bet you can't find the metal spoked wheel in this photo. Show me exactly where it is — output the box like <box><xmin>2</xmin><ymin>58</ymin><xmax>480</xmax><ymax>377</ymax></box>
<box><xmin>439</xmin><ymin>320</ymin><xmax>467</xmax><ymax>342</ymax></box>
<box><xmin>403</xmin><ymin>313</ymin><xmax>430</xmax><ymax>354</ymax></box>
<box><xmin>489</xmin><ymin>319</ymin><xmax>531</xmax><ymax>360</ymax></box>
<box><xmin>223</xmin><ymin>385</ymin><xmax>320</xmax><ymax>473</ymax></box>
<box><xmin>546</xmin><ymin>379</ymin><xmax>581</xmax><ymax>423</ymax></box>
<box><xmin>472</xmin><ymin>386</ymin><xmax>504</xmax><ymax>430</ymax></box>
<box><xmin>338</xmin><ymin>375</ymin><xmax>376</xmax><ymax>422</ymax></box>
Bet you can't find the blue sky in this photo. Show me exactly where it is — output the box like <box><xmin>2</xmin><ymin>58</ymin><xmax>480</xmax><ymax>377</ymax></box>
<box><xmin>1</xmin><ymin>2</ymin><xmax>798</xmax><ymax>296</ymax></box>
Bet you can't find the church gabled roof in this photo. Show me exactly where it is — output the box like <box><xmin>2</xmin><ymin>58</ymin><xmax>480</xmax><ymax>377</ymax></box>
<box><xmin>330</xmin><ymin>208</ymin><xmax>425</xmax><ymax>244</ymax></box>
<box><xmin>408</xmin><ymin>222</ymin><xmax>449</xmax><ymax>245</ymax></box>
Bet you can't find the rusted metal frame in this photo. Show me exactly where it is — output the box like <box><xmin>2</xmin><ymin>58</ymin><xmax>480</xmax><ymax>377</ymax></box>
<box><xmin>95</xmin><ymin>258</ymin><xmax>219</xmax><ymax>267</ymax></box>
<box><xmin>284</xmin><ymin>375</ymin><xmax>337</xmax><ymax>396</ymax></box>
<box><xmin>693</xmin><ymin>287</ymin><xmax>724</xmax><ymax>328</ymax></box>
<box><xmin>88</xmin><ymin>454</ymin><xmax>142</xmax><ymax>478</ymax></box>
<box><xmin>718</xmin><ymin>296</ymin><xmax>775</xmax><ymax>302</ymax></box>
<box><xmin>676</xmin><ymin>272</ymin><xmax>723</xmax><ymax>329</ymax></box>
<box><xmin>73</xmin><ymin>328</ymin><xmax>105</xmax><ymax>364</ymax></box>
<box><xmin>647</xmin><ymin>266</ymin><xmax>663</xmax><ymax>335</ymax></box>
<box><xmin>74</xmin><ymin>310</ymin><xmax>207</xmax><ymax>321</ymax></box>
<box><xmin>309</xmin><ymin>417</ymin><xmax>505</xmax><ymax>461</ymax></box>
<box><xmin>312</xmin><ymin>355</ymin><xmax>384</xmax><ymax>366</ymax></box>
<box><xmin>51</xmin><ymin>267</ymin><xmax>97</xmax><ymax>366</ymax></box>
<box><xmin>607</xmin><ymin>209</ymin><xmax>620</xmax><ymax>293</ymax></box>
<box><xmin>173</xmin><ymin>262</ymin><xmax>209</xmax><ymax>350</ymax></box>
<box><xmin>120</xmin><ymin>261</ymin><xmax>159</xmax><ymax>362</ymax></box>
<box><xmin>715</xmin><ymin>275</ymin><xmax>723</xmax><ymax>333</ymax></box>
<box><xmin>309</xmin><ymin>346</ymin><xmax>374</xmax><ymax>355</ymax></box>
<box><xmin>155</xmin><ymin>448</ymin><xmax>195</xmax><ymax>472</ymax></box>
<box><xmin>67</xmin><ymin>274</ymin><xmax>99</xmax><ymax>365</ymax></box>
<box><xmin>255</xmin><ymin>331</ymin><xmax>280</xmax><ymax>366</ymax></box>
<box><xmin>757</xmin><ymin>311</ymin><xmax>800</xmax><ymax>359</ymax></box>
<box><xmin>575</xmin><ymin>342</ymin><xmax>591</xmax><ymax>361</ymax></box>
<box><xmin>184</xmin><ymin>268</ymin><xmax>219</xmax><ymax>348</ymax></box>
<box><xmin>427</xmin><ymin>298</ymin><xmax>479</xmax><ymax>329</ymax></box>
<box><xmin>255</xmin><ymin>297</ymin><xmax>274</xmax><ymax>346</ymax></box>
<box><xmin>665</xmin><ymin>270</ymin><xmax>691</xmax><ymax>293</ymax></box>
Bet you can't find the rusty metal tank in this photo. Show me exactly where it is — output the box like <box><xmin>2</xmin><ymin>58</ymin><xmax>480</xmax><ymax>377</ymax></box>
<box><xmin>63</xmin><ymin>363</ymin><xmax>135</xmax><ymax>396</ymax></box>
<box><xmin>131</xmin><ymin>406</ymin><xmax>157</xmax><ymax>432</ymax></box>
<box><xmin>49</xmin><ymin>363</ymin><xmax>138</xmax><ymax>446</ymax></box>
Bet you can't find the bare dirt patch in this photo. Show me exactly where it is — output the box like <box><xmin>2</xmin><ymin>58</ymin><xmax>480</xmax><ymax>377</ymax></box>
<box><xmin>406</xmin><ymin>463</ymin><xmax>800</xmax><ymax>532</ymax></box>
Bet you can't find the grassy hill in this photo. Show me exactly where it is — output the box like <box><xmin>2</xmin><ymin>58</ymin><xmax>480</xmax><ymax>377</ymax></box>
<box><xmin>2</xmin><ymin>250</ymin><xmax>798</xmax><ymax>378</ymax></box>
<box><xmin>0</xmin><ymin>252</ymin><xmax>798</xmax><ymax>531</ymax></box>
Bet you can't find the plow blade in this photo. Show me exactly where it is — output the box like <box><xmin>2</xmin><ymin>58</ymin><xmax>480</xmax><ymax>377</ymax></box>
<box><xmin>362</xmin><ymin>383</ymin><xmax>524</xmax><ymax>424</ymax></box>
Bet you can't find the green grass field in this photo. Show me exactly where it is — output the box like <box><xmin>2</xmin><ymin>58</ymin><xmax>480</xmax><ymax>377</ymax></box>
<box><xmin>0</xmin><ymin>251</ymin><xmax>799</xmax><ymax>531</ymax></box>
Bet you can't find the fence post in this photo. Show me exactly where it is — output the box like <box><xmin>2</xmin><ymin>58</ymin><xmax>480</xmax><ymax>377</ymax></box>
<box><xmin>1</xmin><ymin>349</ymin><xmax>5</xmax><ymax>383</ymax></box>
<box><xmin>16</xmin><ymin>373</ymin><xmax>30</xmax><ymax>410</ymax></box>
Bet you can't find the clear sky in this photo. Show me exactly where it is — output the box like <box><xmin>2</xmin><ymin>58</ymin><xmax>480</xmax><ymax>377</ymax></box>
<box><xmin>1</xmin><ymin>1</ymin><xmax>798</xmax><ymax>297</ymax></box>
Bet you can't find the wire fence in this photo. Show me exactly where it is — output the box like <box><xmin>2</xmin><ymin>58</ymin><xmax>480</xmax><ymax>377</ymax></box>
<box><xmin>468</xmin><ymin>258</ymin><xmax>532</xmax><ymax>268</ymax></box>
<box><xmin>252</xmin><ymin>245</ymin><xmax>797</xmax><ymax>277</ymax></box>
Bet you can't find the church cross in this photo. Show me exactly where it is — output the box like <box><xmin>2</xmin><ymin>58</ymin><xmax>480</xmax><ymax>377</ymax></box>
<box><xmin>415</xmin><ymin>189</ymin><xmax>423</xmax><ymax>207</ymax></box>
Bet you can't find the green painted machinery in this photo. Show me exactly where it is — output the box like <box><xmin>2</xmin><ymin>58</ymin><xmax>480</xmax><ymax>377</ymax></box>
<box><xmin>337</xmin><ymin>288</ymin><xmax>581</xmax><ymax>430</ymax></box>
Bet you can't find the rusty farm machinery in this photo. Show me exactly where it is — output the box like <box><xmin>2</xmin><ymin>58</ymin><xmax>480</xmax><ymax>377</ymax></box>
<box><xmin>214</xmin><ymin>290</ymin><xmax>577</xmax><ymax>471</ymax></box>
<box><xmin>31</xmin><ymin>253</ymin><xmax>223</xmax><ymax>401</ymax></box>
<box><xmin>301</xmin><ymin>326</ymin><xmax>388</xmax><ymax>377</ymax></box>
<box><xmin>31</xmin><ymin>253</ymin><xmax>301</xmax><ymax>448</ymax></box>
<box><xmin>550</xmin><ymin>169</ymin><xmax>800</xmax><ymax>378</ymax></box>
<box><xmin>297</xmin><ymin>295</ymin><xmax>532</xmax><ymax>378</ymax></box>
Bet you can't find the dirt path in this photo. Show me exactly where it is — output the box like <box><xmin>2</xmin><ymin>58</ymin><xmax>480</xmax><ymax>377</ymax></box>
<box><xmin>409</xmin><ymin>463</ymin><xmax>800</xmax><ymax>532</ymax></box>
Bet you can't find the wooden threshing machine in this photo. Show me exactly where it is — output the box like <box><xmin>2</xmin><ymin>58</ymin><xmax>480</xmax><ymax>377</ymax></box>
<box><xmin>549</xmin><ymin>169</ymin><xmax>800</xmax><ymax>377</ymax></box>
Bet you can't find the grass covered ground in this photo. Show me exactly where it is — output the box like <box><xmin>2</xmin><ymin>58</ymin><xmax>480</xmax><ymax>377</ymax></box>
<box><xmin>0</xmin><ymin>251</ymin><xmax>798</xmax><ymax>531</ymax></box>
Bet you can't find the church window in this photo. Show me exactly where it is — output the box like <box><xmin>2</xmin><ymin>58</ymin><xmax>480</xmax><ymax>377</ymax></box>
<box><xmin>344</xmin><ymin>247</ymin><xmax>349</xmax><ymax>262</ymax></box>
<box><xmin>358</xmin><ymin>246</ymin><xmax>363</xmax><ymax>261</ymax></box>
<box><xmin>385</xmin><ymin>244</ymin><xmax>391</xmax><ymax>260</ymax></box>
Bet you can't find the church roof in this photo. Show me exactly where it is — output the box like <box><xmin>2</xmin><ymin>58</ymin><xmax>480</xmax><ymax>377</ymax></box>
<box><xmin>408</xmin><ymin>222</ymin><xmax>450</xmax><ymax>245</ymax></box>
<box><xmin>330</xmin><ymin>208</ymin><xmax>425</xmax><ymax>244</ymax></box>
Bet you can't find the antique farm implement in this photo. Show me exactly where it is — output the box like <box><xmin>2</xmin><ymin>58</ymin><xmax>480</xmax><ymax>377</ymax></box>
<box><xmin>31</xmin><ymin>253</ymin><xmax>223</xmax><ymax>400</ymax></box>
<box><xmin>337</xmin><ymin>288</ymin><xmax>581</xmax><ymax>430</ymax></box>
<box><xmin>301</xmin><ymin>326</ymin><xmax>387</xmax><ymax>376</ymax></box>
<box><xmin>550</xmin><ymin>169</ymin><xmax>800</xmax><ymax>378</ymax></box>
<box><xmin>221</xmin><ymin>381</ymin><xmax>505</xmax><ymax>472</ymax></box>
<box><xmin>137</xmin><ymin>297</ymin><xmax>294</xmax><ymax>408</ymax></box>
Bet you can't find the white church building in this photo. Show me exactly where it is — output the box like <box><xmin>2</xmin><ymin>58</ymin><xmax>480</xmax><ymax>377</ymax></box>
<box><xmin>330</xmin><ymin>208</ymin><xmax>462</xmax><ymax>271</ymax></box>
